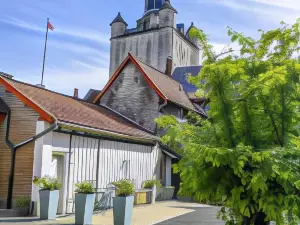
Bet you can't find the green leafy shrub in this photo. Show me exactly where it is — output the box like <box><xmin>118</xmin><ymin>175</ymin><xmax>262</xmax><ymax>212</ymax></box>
<box><xmin>112</xmin><ymin>179</ymin><xmax>134</xmax><ymax>197</ymax></box>
<box><xmin>156</xmin><ymin>20</ymin><xmax>300</xmax><ymax>225</ymax></box>
<box><xmin>142</xmin><ymin>180</ymin><xmax>162</xmax><ymax>189</ymax></box>
<box><xmin>75</xmin><ymin>181</ymin><xmax>95</xmax><ymax>194</ymax></box>
<box><xmin>15</xmin><ymin>196</ymin><xmax>31</xmax><ymax>208</ymax></box>
<box><xmin>33</xmin><ymin>175</ymin><xmax>61</xmax><ymax>191</ymax></box>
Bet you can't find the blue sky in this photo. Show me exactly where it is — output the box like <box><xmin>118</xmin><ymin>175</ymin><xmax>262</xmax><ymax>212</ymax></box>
<box><xmin>0</xmin><ymin>0</ymin><xmax>299</xmax><ymax>97</ymax></box>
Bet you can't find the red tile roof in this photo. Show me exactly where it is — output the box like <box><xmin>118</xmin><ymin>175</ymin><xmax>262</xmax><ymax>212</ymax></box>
<box><xmin>0</xmin><ymin>76</ymin><xmax>157</xmax><ymax>142</ymax></box>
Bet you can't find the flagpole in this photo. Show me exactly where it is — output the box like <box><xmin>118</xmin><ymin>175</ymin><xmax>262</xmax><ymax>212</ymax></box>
<box><xmin>41</xmin><ymin>18</ymin><xmax>49</xmax><ymax>86</ymax></box>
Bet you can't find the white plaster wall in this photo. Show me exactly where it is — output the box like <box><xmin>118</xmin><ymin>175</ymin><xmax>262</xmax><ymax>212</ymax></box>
<box><xmin>52</xmin><ymin>132</ymin><xmax>70</xmax><ymax>153</ymax></box>
<box><xmin>32</xmin><ymin>127</ymin><xmax>70</xmax><ymax>214</ymax></box>
<box><xmin>31</xmin><ymin>121</ymin><xmax>53</xmax><ymax>201</ymax></box>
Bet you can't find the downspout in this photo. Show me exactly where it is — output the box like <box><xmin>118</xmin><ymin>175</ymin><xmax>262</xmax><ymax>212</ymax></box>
<box><xmin>158</xmin><ymin>100</ymin><xmax>168</xmax><ymax>112</ymax></box>
<box><xmin>4</xmin><ymin>105</ymin><xmax>57</xmax><ymax>209</ymax></box>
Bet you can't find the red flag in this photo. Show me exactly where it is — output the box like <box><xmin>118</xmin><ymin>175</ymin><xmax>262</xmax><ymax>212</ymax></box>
<box><xmin>47</xmin><ymin>21</ymin><xmax>54</xmax><ymax>31</ymax></box>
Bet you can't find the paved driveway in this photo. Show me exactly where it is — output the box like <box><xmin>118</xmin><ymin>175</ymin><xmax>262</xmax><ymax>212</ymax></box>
<box><xmin>0</xmin><ymin>201</ymin><xmax>224</xmax><ymax>225</ymax></box>
<box><xmin>155</xmin><ymin>206</ymin><xmax>224</xmax><ymax>225</ymax></box>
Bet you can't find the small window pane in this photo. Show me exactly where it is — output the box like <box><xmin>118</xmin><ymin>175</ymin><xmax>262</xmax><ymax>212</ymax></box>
<box><xmin>148</xmin><ymin>0</ymin><xmax>154</xmax><ymax>10</ymax></box>
<box><xmin>155</xmin><ymin>0</ymin><xmax>162</xmax><ymax>8</ymax></box>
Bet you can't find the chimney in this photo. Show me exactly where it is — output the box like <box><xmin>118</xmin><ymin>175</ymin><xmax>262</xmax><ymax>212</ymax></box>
<box><xmin>165</xmin><ymin>56</ymin><xmax>173</xmax><ymax>76</ymax></box>
<box><xmin>73</xmin><ymin>88</ymin><xmax>79</xmax><ymax>98</ymax></box>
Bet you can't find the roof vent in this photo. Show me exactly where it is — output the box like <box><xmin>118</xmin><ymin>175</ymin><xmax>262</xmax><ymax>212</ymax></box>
<box><xmin>0</xmin><ymin>72</ymin><xmax>13</xmax><ymax>79</ymax></box>
<box><xmin>36</xmin><ymin>84</ymin><xmax>45</xmax><ymax>89</ymax></box>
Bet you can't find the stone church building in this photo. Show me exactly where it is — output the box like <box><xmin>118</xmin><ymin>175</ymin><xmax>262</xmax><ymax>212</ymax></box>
<box><xmin>108</xmin><ymin>0</ymin><xmax>201</xmax><ymax>77</ymax></box>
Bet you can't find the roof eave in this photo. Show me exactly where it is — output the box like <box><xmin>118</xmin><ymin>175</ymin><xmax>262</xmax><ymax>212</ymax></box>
<box><xmin>167</xmin><ymin>99</ymin><xmax>207</xmax><ymax>118</ymax></box>
<box><xmin>58</xmin><ymin>121</ymin><xmax>158</xmax><ymax>144</ymax></box>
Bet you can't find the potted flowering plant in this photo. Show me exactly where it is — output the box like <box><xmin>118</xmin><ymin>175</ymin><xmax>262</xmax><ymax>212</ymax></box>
<box><xmin>75</xmin><ymin>181</ymin><xmax>95</xmax><ymax>225</ymax></box>
<box><xmin>112</xmin><ymin>179</ymin><xmax>135</xmax><ymax>225</ymax></box>
<box><xmin>142</xmin><ymin>180</ymin><xmax>162</xmax><ymax>204</ymax></box>
<box><xmin>33</xmin><ymin>176</ymin><xmax>61</xmax><ymax>220</ymax></box>
<box><xmin>15</xmin><ymin>196</ymin><xmax>31</xmax><ymax>216</ymax></box>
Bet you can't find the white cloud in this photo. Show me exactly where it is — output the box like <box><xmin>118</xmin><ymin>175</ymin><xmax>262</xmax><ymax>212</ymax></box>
<box><xmin>203</xmin><ymin>0</ymin><xmax>299</xmax><ymax>24</ymax></box>
<box><xmin>249</xmin><ymin>0</ymin><xmax>300</xmax><ymax>10</ymax></box>
<box><xmin>0</xmin><ymin>16</ymin><xmax>110</xmax><ymax>45</ymax></box>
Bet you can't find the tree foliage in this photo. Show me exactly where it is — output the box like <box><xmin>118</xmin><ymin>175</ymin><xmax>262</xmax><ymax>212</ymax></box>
<box><xmin>156</xmin><ymin>21</ymin><xmax>300</xmax><ymax>225</ymax></box>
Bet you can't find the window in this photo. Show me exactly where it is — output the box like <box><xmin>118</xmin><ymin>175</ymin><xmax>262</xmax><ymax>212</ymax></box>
<box><xmin>155</xmin><ymin>0</ymin><xmax>163</xmax><ymax>8</ymax></box>
<box><xmin>143</xmin><ymin>19</ymin><xmax>150</xmax><ymax>30</ymax></box>
<box><xmin>148</xmin><ymin>0</ymin><xmax>154</xmax><ymax>10</ymax></box>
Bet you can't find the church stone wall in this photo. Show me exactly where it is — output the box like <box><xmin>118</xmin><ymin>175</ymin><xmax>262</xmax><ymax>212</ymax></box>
<box><xmin>101</xmin><ymin>61</ymin><xmax>161</xmax><ymax>131</ymax></box>
<box><xmin>172</xmin><ymin>30</ymin><xmax>200</xmax><ymax>68</ymax></box>
<box><xmin>109</xmin><ymin>27</ymin><xmax>173</xmax><ymax>77</ymax></box>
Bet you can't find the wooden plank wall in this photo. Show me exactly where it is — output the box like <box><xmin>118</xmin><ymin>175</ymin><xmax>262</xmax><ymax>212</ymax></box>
<box><xmin>67</xmin><ymin>135</ymin><xmax>160</xmax><ymax>212</ymax></box>
<box><xmin>0</xmin><ymin>83</ymin><xmax>39</xmax><ymax>208</ymax></box>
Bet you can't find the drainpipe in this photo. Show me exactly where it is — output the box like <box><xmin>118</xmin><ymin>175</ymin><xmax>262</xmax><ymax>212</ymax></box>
<box><xmin>158</xmin><ymin>100</ymin><xmax>168</xmax><ymax>112</ymax></box>
<box><xmin>3</xmin><ymin>101</ymin><xmax>57</xmax><ymax>209</ymax></box>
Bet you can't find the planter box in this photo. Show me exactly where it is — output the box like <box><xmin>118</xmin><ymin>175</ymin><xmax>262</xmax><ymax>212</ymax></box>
<box><xmin>113</xmin><ymin>196</ymin><xmax>134</xmax><ymax>225</ymax></box>
<box><xmin>155</xmin><ymin>187</ymin><xmax>175</xmax><ymax>201</ymax></box>
<box><xmin>75</xmin><ymin>193</ymin><xmax>95</xmax><ymax>225</ymax></box>
<box><xmin>39</xmin><ymin>190</ymin><xmax>59</xmax><ymax>220</ymax></box>
<box><xmin>0</xmin><ymin>207</ymin><xmax>29</xmax><ymax>217</ymax></box>
<box><xmin>164</xmin><ymin>187</ymin><xmax>175</xmax><ymax>200</ymax></box>
<box><xmin>134</xmin><ymin>189</ymin><xmax>152</xmax><ymax>205</ymax></box>
<box><xmin>16</xmin><ymin>207</ymin><xmax>30</xmax><ymax>217</ymax></box>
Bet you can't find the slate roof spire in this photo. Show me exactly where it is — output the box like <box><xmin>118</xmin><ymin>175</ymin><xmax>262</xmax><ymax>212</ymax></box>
<box><xmin>110</xmin><ymin>12</ymin><xmax>128</xmax><ymax>26</ymax></box>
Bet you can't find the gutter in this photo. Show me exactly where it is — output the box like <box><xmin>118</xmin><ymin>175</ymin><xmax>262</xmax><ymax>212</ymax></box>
<box><xmin>0</xmin><ymin>98</ymin><xmax>58</xmax><ymax>209</ymax></box>
<box><xmin>159</xmin><ymin>142</ymin><xmax>182</xmax><ymax>159</ymax></box>
<box><xmin>58</xmin><ymin>121</ymin><xmax>158</xmax><ymax>144</ymax></box>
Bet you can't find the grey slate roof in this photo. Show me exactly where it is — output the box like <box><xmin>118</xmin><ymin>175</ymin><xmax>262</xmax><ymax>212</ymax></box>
<box><xmin>84</xmin><ymin>89</ymin><xmax>101</xmax><ymax>103</ymax></box>
<box><xmin>171</xmin><ymin>66</ymin><xmax>202</xmax><ymax>93</ymax></box>
<box><xmin>110</xmin><ymin>12</ymin><xmax>128</xmax><ymax>26</ymax></box>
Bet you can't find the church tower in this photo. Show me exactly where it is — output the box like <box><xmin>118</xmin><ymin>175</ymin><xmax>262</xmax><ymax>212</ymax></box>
<box><xmin>109</xmin><ymin>0</ymin><xmax>200</xmax><ymax>77</ymax></box>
